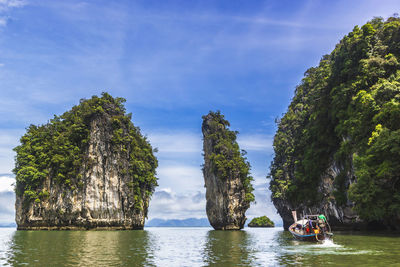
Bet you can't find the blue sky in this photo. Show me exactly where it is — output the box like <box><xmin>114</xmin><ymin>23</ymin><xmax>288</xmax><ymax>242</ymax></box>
<box><xmin>0</xmin><ymin>0</ymin><xmax>399</xmax><ymax>224</ymax></box>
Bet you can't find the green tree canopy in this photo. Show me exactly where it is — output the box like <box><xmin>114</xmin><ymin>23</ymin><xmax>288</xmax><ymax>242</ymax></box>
<box><xmin>270</xmin><ymin>17</ymin><xmax>400</xmax><ymax>223</ymax></box>
<box><xmin>248</xmin><ymin>216</ymin><xmax>274</xmax><ymax>227</ymax></box>
<box><xmin>14</xmin><ymin>92</ymin><xmax>158</xmax><ymax>207</ymax></box>
<box><xmin>202</xmin><ymin>111</ymin><xmax>255</xmax><ymax>203</ymax></box>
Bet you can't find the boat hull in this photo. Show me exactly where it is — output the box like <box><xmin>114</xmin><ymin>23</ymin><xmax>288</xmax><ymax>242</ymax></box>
<box><xmin>289</xmin><ymin>223</ymin><xmax>333</xmax><ymax>242</ymax></box>
<box><xmin>289</xmin><ymin>230</ymin><xmax>332</xmax><ymax>241</ymax></box>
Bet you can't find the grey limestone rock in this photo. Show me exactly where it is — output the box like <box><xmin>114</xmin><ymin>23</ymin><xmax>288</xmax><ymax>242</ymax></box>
<box><xmin>15</xmin><ymin>95</ymin><xmax>157</xmax><ymax>230</ymax></box>
<box><xmin>201</xmin><ymin>112</ymin><xmax>252</xmax><ymax>230</ymax></box>
<box><xmin>272</xmin><ymin>159</ymin><xmax>361</xmax><ymax>230</ymax></box>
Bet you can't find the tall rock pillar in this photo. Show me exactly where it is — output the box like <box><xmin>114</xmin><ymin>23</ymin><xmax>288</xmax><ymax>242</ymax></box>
<box><xmin>202</xmin><ymin>111</ymin><xmax>254</xmax><ymax>230</ymax></box>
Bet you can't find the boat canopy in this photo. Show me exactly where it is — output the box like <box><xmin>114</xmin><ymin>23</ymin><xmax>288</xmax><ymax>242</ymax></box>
<box><xmin>304</xmin><ymin>215</ymin><xmax>322</xmax><ymax>220</ymax></box>
<box><xmin>295</xmin><ymin>219</ymin><xmax>309</xmax><ymax>226</ymax></box>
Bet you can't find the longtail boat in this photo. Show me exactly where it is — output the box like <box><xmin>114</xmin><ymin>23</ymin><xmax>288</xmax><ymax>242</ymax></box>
<box><xmin>288</xmin><ymin>212</ymin><xmax>333</xmax><ymax>242</ymax></box>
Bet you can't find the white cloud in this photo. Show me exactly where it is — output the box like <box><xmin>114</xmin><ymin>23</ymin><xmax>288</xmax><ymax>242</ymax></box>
<box><xmin>246</xmin><ymin>181</ymin><xmax>281</xmax><ymax>224</ymax></box>
<box><xmin>0</xmin><ymin>129</ymin><xmax>24</xmax><ymax>173</ymax></box>
<box><xmin>148</xmin><ymin>132</ymin><xmax>202</xmax><ymax>154</ymax></box>
<box><xmin>0</xmin><ymin>129</ymin><xmax>21</xmax><ymax>146</ymax></box>
<box><xmin>237</xmin><ymin>134</ymin><xmax>273</xmax><ymax>152</ymax></box>
<box><xmin>11</xmin><ymin>1</ymin><xmax>329</xmax><ymax>110</ymax></box>
<box><xmin>158</xmin><ymin>166</ymin><xmax>201</xmax><ymax>180</ymax></box>
<box><xmin>148</xmin><ymin>188</ymin><xmax>206</xmax><ymax>220</ymax></box>
<box><xmin>0</xmin><ymin>174</ymin><xmax>15</xmax><ymax>223</ymax></box>
<box><xmin>0</xmin><ymin>0</ymin><xmax>26</xmax><ymax>28</ymax></box>
<box><xmin>252</xmin><ymin>174</ymin><xmax>269</xmax><ymax>187</ymax></box>
<box><xmin>157</xmin><ymin>165</ymin><xmax>204</xmax><ymax>192</ymax></box>
<box><xmin>0</xmin><ymin>175</ymin><xmax>14</xmax><ymax>192</ymax></box>
<box><xmin>0</xmin><ymin>0</ymin><xmax>26</xmax><ymax>10</ymax></box>
<box><xmin>147</xmin><ymin>131</ymin><xmax>204</xmax><ymax>192</ymax></box>
<box><xmin>0</xmin><ymin>191</ymin><xmax>14</xmax><ymax>223</ymax></box>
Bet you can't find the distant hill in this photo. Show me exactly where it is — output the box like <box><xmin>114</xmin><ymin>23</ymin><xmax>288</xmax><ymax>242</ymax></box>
<box><xmin>146</xmin><ymin>218</ymin><xmax>211</xmax><ymax>227</ymax></box>
<box><xmin>146</xmin><ymin>218</ymin><xmax>282</xmax><ymax>228</ymax></box>
<box><xmin>0</xmin><ymin>222</ymin><xmax>16</xmax><ymax>228</ymax></box>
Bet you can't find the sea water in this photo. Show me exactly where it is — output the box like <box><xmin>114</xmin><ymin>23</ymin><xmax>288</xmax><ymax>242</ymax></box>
<box><xmin>0</xmin><ymin>227</ymin><xmax>399</xmax><ymax>266</ymax></box>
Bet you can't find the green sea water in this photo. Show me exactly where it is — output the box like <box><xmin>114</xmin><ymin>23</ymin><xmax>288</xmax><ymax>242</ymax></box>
<box><xmin>0</xmin><ymin>227</ymin><xmax>399</xmax><ymax>266</ymax></box>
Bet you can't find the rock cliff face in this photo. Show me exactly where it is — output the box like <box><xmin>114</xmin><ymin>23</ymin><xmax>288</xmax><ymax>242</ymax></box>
<box><xmin>202</xmin><ymin>111</ymin><xmax>254</xmax><ymax>230</ymax></box>
<box><xmin>273</xmin><ymin>160</ymin><xmax>361</xmax><ymax>230</ymax></box>
<box><xmin>14</xmin><ymin>93</ymin><xmax>158</xmax><ymax>230</ymax></box>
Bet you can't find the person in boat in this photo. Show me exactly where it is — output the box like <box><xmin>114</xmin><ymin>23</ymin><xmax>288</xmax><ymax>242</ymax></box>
<box><xmin>289</xmin><ymin>212</ymin><xmax>333</xmax><ymax>241</ymax></box>
<box><xmin>295</xmin><ymin>223</ymin><xmax>302</xmax><ymax>232</ymax></box>
<box><xmin>318</xmin><ymin>214</ymin><xmax>328</xmax><ymax>233</ymax></box>
<box><xmin>305</xmin><ymin>220</ymin><xmax>312</xmax><ymax>234</ymax></box>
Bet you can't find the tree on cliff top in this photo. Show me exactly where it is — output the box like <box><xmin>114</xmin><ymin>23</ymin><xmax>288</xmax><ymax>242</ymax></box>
<box><xmin>13</xmin><ymin>92</ymin><xmax>158</xmax><ymax>208</ymax></box>
<box><xmin>202</xmin><ymin>111</ymin><xmax>255</xmax><ymax>202</ymax></box>
<box><xmin>269</xmin><ymin>16</ymin><xmax>400</xmax><ymax>224</ymax></box>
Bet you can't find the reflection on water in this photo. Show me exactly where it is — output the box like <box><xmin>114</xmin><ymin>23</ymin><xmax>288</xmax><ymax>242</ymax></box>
<box><xmin>203</xmin><ymin>230</ymin><xmax>253</xmax><ymax>266</ymax></box>
<box><xmin>0</xmin><ymin>228</ymin><xmax>400</xmax><ymax>266</ymax></box>
<box><xmin>4</xmin><ymin>230</ymin><xmax>155</xmax><ymax>266</ymax></box>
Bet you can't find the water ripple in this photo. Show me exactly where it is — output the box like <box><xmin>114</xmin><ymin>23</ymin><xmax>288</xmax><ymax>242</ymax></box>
<box><xmin>0</xmin><ymin>227</ymin><xmax>399</xmax><ymax>266</ymax></box>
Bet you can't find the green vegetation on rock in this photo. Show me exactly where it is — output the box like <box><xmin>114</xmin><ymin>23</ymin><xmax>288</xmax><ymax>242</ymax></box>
<box><xmin>269</xmin><ymin>17</ymin><xmax>400</xmax><ymax>223</ymax></box>
<box><xmin>248</xmin><ymin>216</ymin><xmax>274</xmax><ymax>227</ymax></box>
<box><xmin>202</xmin><ymin>111</ymin><xmax>255</xmax><ymax>202</ymax></box>
<box><xmin>13</xmin><ymin>92</ymin><xmax>158</xmax><ymax>207</ymax></box>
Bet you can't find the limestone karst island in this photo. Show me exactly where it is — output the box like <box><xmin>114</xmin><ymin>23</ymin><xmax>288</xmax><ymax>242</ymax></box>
<box><xmin>202</xmin><ymin>111</ymin><xmax>255</xmax><ymax>230</ymax></box>
<box><xmin>270</xmin><ymin>17</ymin><xmax>400</xmax><ymax>231</ymax></box>
<box><xmin>14</xmin><ymin>93</ymin><xmax>158</xmax><ymax>229</ymax></box>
